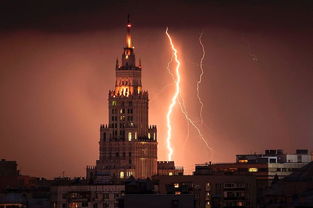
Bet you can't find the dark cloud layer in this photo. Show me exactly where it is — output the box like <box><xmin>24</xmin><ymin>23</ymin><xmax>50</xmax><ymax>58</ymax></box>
<box><xmin>0</xmin><ymin>0</ymin><xmax>312</xmax><ymax>32</ymax></box>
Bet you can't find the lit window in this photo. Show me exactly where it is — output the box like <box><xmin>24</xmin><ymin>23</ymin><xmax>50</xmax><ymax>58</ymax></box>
<box><xmin>134</xmin><ymin>132</ymin><xmax>137</xmax><ymax>140</ymax></box>
<box><xmin>148</xmin><ymin>133</ymin><xmax>151</xmax><ymax>139</ymax></box>
<box><xmin>174</xmin><ymin>183</ymin><xmax>179</xmax><ymax>188</ymax></box>
<box><xmin>128</xmin><ymin>132</ymin><xmax>132</xmax><ymax>141</ymax></box>
<box><xmin>69</xmin><ymin>202</ymin><xmax>79</xmax><ymax>208</ymax></box>
<box><xmin>238</xmin><ymin>159</ymin><xmax>248</xmax><ymax>163</ymax></box>
<box><xmin>120</xmin><ymin>171</ymin><xmax>124</xmax><ymax>179</ymax></box>
<box><xmin>206</xmin><ymin>183</ymin><xmax>210</xmax><ymax>191</ymax></box>
<box><xmin>169</xmin><ymin>172</ymin><xmax>173</xmax><ymax>176</ymax></box>
<box><xmin>248</xmin><ymin>168</ymin><xmax>258</xmax><ymax>172</ymax></box>
<box><xmin>153</xmin><ymin>133</ymin><xmax>156</xmax><ymax>140</ymax></box>
<box><xmin>112</xmin><ymin>101</ymin><xmax>117</xmax><ymax>106</ymax></box>
<box><xmin>175</xmin><ymin>191</ymin><xmax>181</xmax><ymax>195</ymax></box>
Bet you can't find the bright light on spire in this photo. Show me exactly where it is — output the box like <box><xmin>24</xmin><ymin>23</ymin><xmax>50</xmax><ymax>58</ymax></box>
<box><xmin>126</xmin><ymin>15</ymin><xmax>132</xmax><ymax>48</ymax></box>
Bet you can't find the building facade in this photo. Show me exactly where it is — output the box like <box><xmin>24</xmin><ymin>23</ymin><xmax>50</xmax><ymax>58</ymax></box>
<box><xmin>0</xmin><ymin>159</ymin><xmax>19</xmax><ymax>177</ymax></box>
<box><xmin>157</xmin><ymin>161</ymin><xmax>184</xmax><ymax>176</ymax></box>
<box><xmin>153</xmin><ymin>175</ymin><xmax>257</xmax><ymax>208</ymax></box>
<box><xmin>51</xmin><ymin>185</ymin><xmax>124</xmax><ymax>208</ymax></box>
<box><xmin>87</xmin><ymin>18</ymin><xmax>157</xmax><ymax>183</ymax></box>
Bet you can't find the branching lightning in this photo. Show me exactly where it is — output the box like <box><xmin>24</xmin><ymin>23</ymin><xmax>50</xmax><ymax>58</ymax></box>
<box><xmin>165</xmin><ymin>27</ymin><xmax>181</xmax><ymax>161</ymax></box>
<box><xmin>165</xmin><ymin>28</ymin><xmax>213</xmax><ymax>161</ymax></box>
<box><xmin>178</xmin><ymin>99</ymin><xmax>213</xmax><ymax>152</ymax></box>
<box><xmin>197</xmin><ymin>32</ymin><xmax>205</xmax><ymax>125</ymax></box>
<box><xmin>166</xmin><ymin>55</ymin><xmax>190</xmax><ymax>152</ymax></box>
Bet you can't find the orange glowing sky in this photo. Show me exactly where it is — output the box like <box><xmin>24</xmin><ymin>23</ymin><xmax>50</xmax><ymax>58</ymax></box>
<box><xmin>0</xmin><ymin>0</ymin><xmax>312</xmax><ymax>178</ymax></box>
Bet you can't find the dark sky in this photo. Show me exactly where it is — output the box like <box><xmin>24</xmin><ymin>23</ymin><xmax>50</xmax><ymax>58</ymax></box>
<box><xmin>0</xmin><ymin>0</ymin><xmax>312</xmax><ymax>178</ymax></box>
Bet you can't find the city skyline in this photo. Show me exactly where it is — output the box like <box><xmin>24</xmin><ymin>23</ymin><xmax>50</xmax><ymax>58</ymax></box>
<box><xmin>0</xmin><ymin>0</ymin><xmax>313</xmax><ymax>178</ymax></box>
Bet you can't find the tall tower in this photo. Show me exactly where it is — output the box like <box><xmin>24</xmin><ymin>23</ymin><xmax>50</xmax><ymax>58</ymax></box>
<box><xmin>87</xmin><ymin>17</ymin><xmax>158</xmax><ymax>183</ymax></box>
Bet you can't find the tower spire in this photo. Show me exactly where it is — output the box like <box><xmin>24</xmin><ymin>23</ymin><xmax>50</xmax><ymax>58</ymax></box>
<box><xmin>126</xmin><ymin>14</ymin><xmax>132</xmax><ymax>48</ymax></box>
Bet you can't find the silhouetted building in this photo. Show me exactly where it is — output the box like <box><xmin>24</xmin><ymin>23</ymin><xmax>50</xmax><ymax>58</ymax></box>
<box><xmin>123</xmin><ymin>194</ymin><xmax>195</xmax><ymax>208</ymax></box>
<box><xmin>51</xmin><ymin>184</ymin><xmax>125</xmax><ymax>208</ymax></box>
<box><xmin>157</xmin><ymin>161</ymin><xmax>184</xmax><ymax>176</ymax></box>
<box><xmin>86</xmin><ymin>17</ymin><xmax>157</xmax><ymax>183</ymax></box>
<box><xmin>194</xmin><ymin>149</ymin><xmax>313</xmax><ymax>206</ymax></box>
<box><xmin>153</xmin><ymin>174</ymin><xmax>257</xmax><ymax>208</ymax></box>
<box><xmin>0</xmin><ymin>193</ymin><xmax>27</xmax><ymax>208</ymax></box>
<box><xmin>0</xmin><ymin>185</ymin><xmax>51</xmax><ymax>208</ymax></box>
<box><xmin>0</xmin><ymin>160</ymin><xmax>39</xmax><ymax>192</ymax></box>
<box><xmin>120</xmin><ymin>176</ymin><xmax>194</xmax><ymax>208</ymax></box>
<box><xmin>0</xmin><ymin>159</ymin><xmax>19</xmax><ymax>177</ymax></box>
<box><xmin>262</xmin><ymin>162</ymin><xmax>313</xmax><ymax>208</ymax></box>
<box><xmin>236</xmin><ymin>149</ymin><xmax>312</xmax><ymax>164</ymax></box>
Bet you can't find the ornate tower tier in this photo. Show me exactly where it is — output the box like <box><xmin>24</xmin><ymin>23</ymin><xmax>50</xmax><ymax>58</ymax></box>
<box><xmin>87</xmin><ymin>17</ymin><xmax>158</xmax><ymax>183</ymax></box>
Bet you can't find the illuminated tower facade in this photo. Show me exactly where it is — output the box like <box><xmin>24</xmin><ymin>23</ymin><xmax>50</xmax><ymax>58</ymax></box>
<box><xmin>87</xmin><ymin>18</ymin><xmax>157</xmax><ymax>183</ymax></box>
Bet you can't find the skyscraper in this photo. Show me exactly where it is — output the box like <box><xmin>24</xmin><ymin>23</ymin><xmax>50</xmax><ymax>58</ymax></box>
<box><xmin>87</xmin><ymin>17</ymin><xmax>158</xmax><ymax>183</ymax></box>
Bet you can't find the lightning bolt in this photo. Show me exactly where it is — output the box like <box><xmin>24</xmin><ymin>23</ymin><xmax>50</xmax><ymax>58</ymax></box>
<box><xmin>197</xmin><ymin>32</ymin><xmax>205</xmax><ymax>125</ymax></box>
<box><xmin>166</xmin><ymin>55</ymin><xmax>191</xmax><ymax>153</ymax></box>
<box><xmin>165</xmin><ymin>27</ymin><xmax>181</xmax><ymax>161</ymax></box>
<box><xmin>165</xmin><ymin>28</ymin><xmax>213</xmax><ymax>162</ymax></box>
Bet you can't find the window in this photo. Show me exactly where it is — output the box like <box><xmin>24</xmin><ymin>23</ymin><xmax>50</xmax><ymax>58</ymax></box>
<box><xmin>120</xmin><ymin>171</ymin><xmax>124</xmax><ymax>179</ymax></box>
<box><xmin>206</xmin><ymin>183</ymin><xmax>211</xmax><ymax>191</ymax></box>
<box><xmin>174</xmin><ymin>183</ymin><xmax>179</xmax><ymax>188</ymax></box>
<box><xmin>148</xmin><ymin>133</ymin><xmax>151</xmax><ymax>139</ymax></box>
<box><xmin>269</xmin><ymin>158</ymin><xmax>277</xmax><ymax>163</ymax></box>
<box><xmin>104</xmin><ymin>193</ymin><xmax>109</xmax><ymax>199</ymax></box>
<box><xmin>248</xmin><ymin>168</ymin><xmax>258</xmax><ymax>172</ymax></box>
<box><xmin>169</xmin><ymin>172</ymin><xmax>173</xmax><ymax>176</ymax></box>
<box><xmin>112</xmin><ymin>101</ymin><xmax>117</xmax><ymax>106</ymax></box>
<box><xmin>129</xmin><ymin>101</ymin><xmax>132</xmax><ymax>106</ymax></box>
<box><xmin>128</xmin><ymin>132</ymin><xmax>132</xmax><ymax>141</ymax></box>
